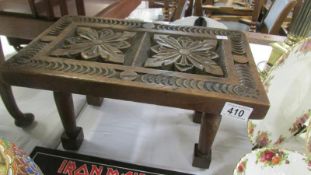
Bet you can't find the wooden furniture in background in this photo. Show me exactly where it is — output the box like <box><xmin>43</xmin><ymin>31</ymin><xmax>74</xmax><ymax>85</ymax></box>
<box><xmin>33</xmin><ymin>0</ymin><xmax>141</xmax><ymax>20</ymax></box>
<box><xmin>259</xmin><ymin>0</ymin><xmax>296</xmax><ymax>34</ymax></box>
<box><xmin>280</xmin><ymin>0</ymin><xmax>303</xmax><ymax>35</ymax></box>
<box><xmin>148</xmin><ymin>0</ymin><xmax>187</xmax><ymax>21</ymax></box>
<box><xmin>27</xmin><ymin>0</ymin><xmax>115</xmax><ymax>19</ymax></box>
<box><xmin>0</xmin><ymin>16</ymin><xmax>269</xmax><ymax>168</ymax></box>
<box><xmin>245</xmin><ymin>32</ymin><xmax>286</xmax><ymax>45</ymax></box>
<box><xmin>0</xmin><ymin>0</ymin><xmax>141</xmax><ymax>49</ymax></box>
<box><xmin>219</xmin><ymin>0</ymin><xmax>296</xmax><ymax>35</ymax></box>
<box><xmin>203</xmin><ymin>0</ymin><xmax>254</xmax><ymax>18</ymax></box>
<box><xmin>96</xmin><ymin>0</ymin><xmax>141</xmax><ymax>19</ymax></box>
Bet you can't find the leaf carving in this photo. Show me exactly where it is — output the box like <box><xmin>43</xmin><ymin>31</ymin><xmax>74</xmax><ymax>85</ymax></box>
<box><xmin>145</xmin><ymin>35</ymin><xmax>224</xmax><ymax>76</ymax></box>
<box><xmin>51</xmin><ymin>27</ymin><xmax>135</xmax><ymax>64</ymax></box>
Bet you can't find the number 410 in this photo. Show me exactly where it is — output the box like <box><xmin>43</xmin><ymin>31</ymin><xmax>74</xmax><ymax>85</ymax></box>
<box><xmin>227</xmin><ymin>108</ymin><xmax>244</xmax><ymax>117</ymax></box>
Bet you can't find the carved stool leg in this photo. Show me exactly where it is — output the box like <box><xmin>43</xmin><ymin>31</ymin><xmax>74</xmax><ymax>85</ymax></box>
<box><xmin>54</xmin><ymin>91</ymin><xmax>84</xmax><ymax>150</ymax></box>
<box><xmin>193</xmin><ymin>113</ymin><xmax>221</xmax><ymax>168</ymax></box>
<box><xmin>193</xmin><ymin>111</ymin><xmax>203</xmax><ymax>124</ymax></box>
<box><xmin>0</xmin><ymin>82</ymin><xmax>34</xmax><ymax>127</ymax></box>
<box><xmin>86</xmin><ymin>95</ymin><xmax>103</xmax><ymax>106</ymax></box>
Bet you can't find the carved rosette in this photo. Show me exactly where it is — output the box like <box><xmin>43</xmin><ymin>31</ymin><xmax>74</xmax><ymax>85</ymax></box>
<box><xmin>51</xmin><ymin>27</ymin><xmax>136</xmax><ymax>64</ymax></box>
<box><xmin>145</xmin><ymin>35</ymin><xmax>224</xmax><ymax>76</ymax></box>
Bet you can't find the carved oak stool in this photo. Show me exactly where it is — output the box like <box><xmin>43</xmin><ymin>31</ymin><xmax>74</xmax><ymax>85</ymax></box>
<box><xmin>0</xmin><ymin>16</ymin><xmax>269</xmax><ymax>168</ymax></box>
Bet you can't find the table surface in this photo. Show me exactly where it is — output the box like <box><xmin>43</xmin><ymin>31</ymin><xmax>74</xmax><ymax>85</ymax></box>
<box><xmin>1</xmin><ymin>16</ymin><xmax>269</xmax><ymax>118</ymax></box>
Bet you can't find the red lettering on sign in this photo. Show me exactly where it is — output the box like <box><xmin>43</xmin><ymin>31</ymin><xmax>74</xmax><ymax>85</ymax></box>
<box><xmin>63</xmin><ymin>160</ymin><xmax>77</xmax><ymax>175</ymax></box>
<box><xmin>58</xmin><ymin>160</ymin><xmax>68</xmax><ymax>173</ymax></box>
<box><xmin>106</xmin><ymin>168</ymin><xmax>119</xmax><ymax>175</ymax></box>
<box><xmin>90</xmin><ymin>165</ymin><xmax>103</xmax><ymax>175</ymax></box>
<box><xmin>74</xmin><ymin>164</ymin><xmax>89</xmax><ymax>175</ymax></box>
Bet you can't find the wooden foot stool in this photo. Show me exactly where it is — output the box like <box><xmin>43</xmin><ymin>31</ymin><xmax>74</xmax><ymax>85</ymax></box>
<box><xmin>0</xmin><ymin>16</ymin><xmax>269</xmax><ymax>168</ymax></box>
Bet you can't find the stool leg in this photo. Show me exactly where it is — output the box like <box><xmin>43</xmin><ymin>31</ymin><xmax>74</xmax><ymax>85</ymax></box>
<box><xmin>0</xmin><ymin>82</ymin><xmax>34</xmax><ymax>127</ymax></box>
<box><xmin>86</xmin><ymin>95</ymin><xmax>103</xmax><ymax>106</ymax></box>
<box><xmin>193</xmin><ymin>113</ymin><xmax>221</xmax><ymax>168</ymax></box>
<box><xmin>193</xmin><ymin>111</ymin><xmax>203</xmax><ymax>124</ymax></box>
<box><xmin>54</xmin><ymin>91</ymin><xmax>84</xmax><ymax>150</ymax></box>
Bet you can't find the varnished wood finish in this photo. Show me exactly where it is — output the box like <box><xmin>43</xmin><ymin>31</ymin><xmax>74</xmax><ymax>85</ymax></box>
<box><xmin>171</xmin><ymin>0</ymin><xmax>186</xmax><ymax>21</ymax></box>
<box><xmin>203</xmin><ymin>0</ymin><xmax>214</xmax><ymax>5</ymax></box>
<box><xmin>75</xmin><ymin>0</ymin><xmax>86</xmax><ymax>15</ymax></box>
<box><xmin>203</xmin><ymin>4</ymin><xmax>253</xmax><ymax>16</ymax></box>
<box><xmin>0</xmin><ymin>16</ymin><xmax>269</xmax><ymax>118</ymax></box>
<box><xmin>0</xmin><ymin>40</ymin><xmax>34</xmax><ymax>127</ymax></box>
<box><xmin>193</xmin><ymin>113</ymin><xmax>221</xmax><ymax>168</ymax></box>
<box><xmin>202</xmin><ymin>0</ymin><xmax>263</xmax><ymax>33</ymax></box>
<box><xmin>28</xmin><ymin>0</ymin><xmax>38</xmax><ymax>17</ymax></box>
<box><xmin>0</xmin><ymin>16</ymin><xmax>270</xmax><ymax>168</ymax></box>
<box><xmin>248</xmin><ymin>0</ymin><xmax>263</xmax><ymax>32</ymax></box>
<box><xmin>148</xmin><ymin>0</ymin><xmax>186</xmax><ymax>21</ymax></box>
<box><xmin>59</xmin><ymin>0</ymin><xmax>69</xmax><ymax>16</ymax></box>
<box><xmin>201</xmin><ymin>0</ymin><xmax>254</xmax><ymax>17</ymax></box>
<box><xmin>198</xmin><ymin>113</ymin><xmax>221</xmax><ymax>154</ymax></box>
<box><xmin>45</xmin><ymin>0</ymin><xmax>55</xmax><ymax>20</ymax></box>
<box><xmin>0</xmin><ymin>0</ymin><xmax>140</xmax><ymax>44</ymax></box>
<box><xmin>0</xmin><ymin>15</ymin><xmax>53</xmax><ymax>40</ymax></box>
<box><xmin>54</xmin><ymin>91</ymin><xmax>84</xmax><ymax>150</ymax></box>
<box><xmin>86</xmin><ymin>96</ymin><xmax>103</xmax><ymax>106</ymax></box>
<box><xmin>194</xmin><ymin>0</ymin><xmax>203</xmax><ymax>16</ymax></box>
<box><xmin>95</xmin><ymin>0</ymin><xmax>141</xmax><ymax>19</ymax></box>
<box><xmin>245</xmin><ymin>32</ymin><xmax>286</xmax><ymax>45</ymax></box>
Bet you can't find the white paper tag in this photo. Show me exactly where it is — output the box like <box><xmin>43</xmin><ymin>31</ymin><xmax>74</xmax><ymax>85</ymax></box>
<box><xmin>221</xmin><ymin>102</ymin><xmax>253</xmax><ymax>121</ymax></box>
<box><xmin>216</xmin><ymin>35</ymin><xmax>228</xmax><ymax>40</ymax></box>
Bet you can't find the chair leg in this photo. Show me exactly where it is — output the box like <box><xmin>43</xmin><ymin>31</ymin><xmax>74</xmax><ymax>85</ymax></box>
<box><xmin>0</xmin><ymin>82</ymin><xmax>34</xmax><ymax>127</ymax></box>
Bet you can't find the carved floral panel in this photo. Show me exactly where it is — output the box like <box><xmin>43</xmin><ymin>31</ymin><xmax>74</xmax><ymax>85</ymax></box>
<box><xmin>144</xmin><ymin>35</ymin><xmax>224</xmax><ymax>76</ymax></box>
<box><xmin>50</xmin><ymin>27</ymin><xmax>136</xmax><ymax>64</ymax></box>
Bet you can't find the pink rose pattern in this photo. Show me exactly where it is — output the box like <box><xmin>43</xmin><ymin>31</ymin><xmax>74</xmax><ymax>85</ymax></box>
<box><xmin>255</xmin><ymin>131</ymin><xmax>272</xmax><ymax>147</ymax></box>
<box><xmin>274</xmin><ymin>135</ymin><xmax>285</xmax><ymax>145</ymax></box>
<box><xmin>295</xmin><ymin>39</ymin><xmax>311</xmax><ymax>54</ymax></box>
<box><xmin>303</xmin><ymin>158</ymin><xmax>311</xmax><ymax>171</ymax></box>
<box><xmin>307</xmin><ymin>135</ymin><xmax>311</xmax><ymax>155</ymax></box>
<box><xmin>236</xmin><ymin>159</ymin><xmax>248</xmax><ymax>175</ymax></box>
<box><xmin>248</xmin><ymin>121</ymin><xmax>256</xmax><ymax>137</ymax></box>
<box><xmin>256</xmin><ymin>149</ymin><xmax>289</xmax><ymax>167</ymax></box>
<box><xmin>289</xmin><ymin>111</ymin><xmax>310</xmax><ymax>135</ymax></box>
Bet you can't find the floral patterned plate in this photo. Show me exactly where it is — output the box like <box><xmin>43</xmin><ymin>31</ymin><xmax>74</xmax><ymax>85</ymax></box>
<box><xmin>0</xmin><ymin>138</ymin><xmax>42</xmax><ymax>175</ymax></box>
<box><xmin>247</xmin><ymin>38</ymin><xmax>311</xmax><ymax>148</ymax></box>
<box><xmin>233</xmin><ymin>148</ymin><xmax>311</xmax><ymax>175</ymax></box>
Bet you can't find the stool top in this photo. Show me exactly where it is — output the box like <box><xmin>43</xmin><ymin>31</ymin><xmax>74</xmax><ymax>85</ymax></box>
<box><xmin>1</xmin><ymin>16</ymin><xmax>269</xmax><ymax>118</ymax></box>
